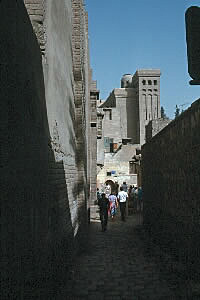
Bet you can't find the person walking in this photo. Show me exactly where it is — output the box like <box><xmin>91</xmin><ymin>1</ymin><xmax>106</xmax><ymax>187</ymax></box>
<box><xmin>108</xmin><ymin>192</ymin><xmax>118</xmax><ymax>220</ymax></box>
<box><xmin>128</xmin><ymin>185</ymin><xmax>133</xmax><ymax>198</ymax></box>
<box><xmin>121</xmin><ymin>181</ymin><xmax>128</xmax><ymax>192</ymax></box>
<box><xmin>132</xmin><ymin>186</ymin><xmax>138</xmax><ymax>213</ymax></box>
<box><xmin>114</xmin><ymin>181</ymin><xmax>119</xmax><ymax>197</ymax></box>
<box><xmin>117</xmin><ymin>187</ymin><xmax>128</xmax><ymax>221</ymax></box>
<box><xmin>105</xmin><ymin>182</ymin><xmax>111</xmax><ymax>199</ymax></box>
<box><xmin>96</xmin><ymin>188</ymin><xmax>101</xmax><ymax>204</ymax></box>
<box><xmin>97</xmin><ymin>193</ymin><xmax>109</xmax><ymax>231</ymax></box>
<box><xmin>137</xmin><ymin>187</ymin><xmax>143</xmax><ymax>212</ymax></box>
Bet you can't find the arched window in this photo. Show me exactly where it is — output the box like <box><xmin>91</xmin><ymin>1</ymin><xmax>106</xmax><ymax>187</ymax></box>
<box><xmin>148</xmin><ymin>80</ymin><xmax>152</xmax><ymax>85</ymax></box>
<box><xmin>142</xmin><ymin>80</ymin><xmax>146</xmax><ymax>85</ymax></box>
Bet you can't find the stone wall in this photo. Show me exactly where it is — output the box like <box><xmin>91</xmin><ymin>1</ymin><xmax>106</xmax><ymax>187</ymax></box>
<box><xmin>2</xmin><ymin>0</ymin><xmax>92</xmax><ymax>297</ymax></box>
<box><xmin>145</xmin><ymin>118</ymin><xmax>171</xmax><ymax>142</ymax></box>
<box><xmin>142</xmin><ymin>98</ymin><xmax>200</xmax><ymax>275</ymax></box>
<box><xmin>89</xmin><ymin>81</ymin><xmax>98</xmax><ymax>209</ymax></box>
<box><xmin>100</xmin><ymin>88</ymin><xmax>137</xmax><ymax>144</ymax></box>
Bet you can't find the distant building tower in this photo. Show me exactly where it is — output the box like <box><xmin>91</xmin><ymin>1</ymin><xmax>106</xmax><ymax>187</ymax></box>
<box><xmin>99</xmin><ymin>69</ymin><xmax>161</xmax><ymax>146</ymax></box>
<box><xmin>121</xmin><ymin>74</ymin><xmax>133</xmax><ymax>88</ymax></box>
<box><xmin>132</xmin><ymin>69</ymin><xmax>161</xmax><ymax>144</ymax></box>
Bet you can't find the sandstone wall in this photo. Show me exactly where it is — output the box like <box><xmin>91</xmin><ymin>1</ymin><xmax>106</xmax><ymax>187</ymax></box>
<box><xmin>2</xmin><ymin>0</ymin><xmax>91</xmax><ymax>297</ymax></box>
<box><xmin>142</xmin><ymin>98</ymin><xmax>200</xmax><ymax>274</ymax></box>
<box><xmin>101</xmin><ymin>88</ymin><xmax>137</xmax><ymax>144</ymax></box>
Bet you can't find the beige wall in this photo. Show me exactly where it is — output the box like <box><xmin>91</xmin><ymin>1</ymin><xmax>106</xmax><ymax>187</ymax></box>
<box><xmin>97</xmin><ymin>156</ymin><xmax>137</xmax><ymax>191</ymax></box>
<box><xmin>101</xmin><ymin>88</ymin><xmax>137</xmax><ymax>144</ymax></box>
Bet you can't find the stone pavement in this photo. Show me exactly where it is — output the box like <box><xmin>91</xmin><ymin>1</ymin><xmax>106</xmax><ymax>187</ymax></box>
<box><xmin>58</xmin><ymin>212</ymin><xmax>195</xmax><ymax>299</ymax></box>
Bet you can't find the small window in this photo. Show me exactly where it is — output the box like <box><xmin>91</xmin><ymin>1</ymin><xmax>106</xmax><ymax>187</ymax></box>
<box><xmin>107</xmin><ymin>172</ymin><xmax>111</xmax><ymax>176</ymax></box>
<box><xmin>142</xmin><ymin>89</ymin><xmax>146</xmax><ymax>92</ymax></box>
<box><xmin>91</xmin><ymin>122</ymin><xmax>96</xmax><ymax>127</ymax></box>
<box><xmin>148</xmin><ymin>80</ymin><xmax>152</xmax><ymax>85</ymax></box>
<box><xmin>129</xmin><ymin>162</ymin><xmax>136</xmax><ymax>174</ymax></box>
<box><xmin>154</xmin><ymin>89</ymin><xmax>158</xmax><ymax>92</ymax></box>
<box><xmin>154</xmin><ymin>80</ymin><xmax>157</xmax><ymax>85</ymax></box>
<box><xmin>148</xmin><ymin>89</ymin><xmax>152</xmax><ymax>92</ymax></box>
<box><xmin>110</xmin><ymin>143</ymin><xmax>114</xmax><ymax>153</ymax></box>
<box><xmin>142</xmin><ymin>80</ymin><xmax>146</xmax><ymax>85</ymax></box>
<box><xmin>109</xmin><ymin>110</ymin><xmax>112</xmax><ymax>120</ymax></box>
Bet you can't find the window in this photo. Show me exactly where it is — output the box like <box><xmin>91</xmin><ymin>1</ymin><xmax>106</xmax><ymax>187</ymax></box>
<box><xmin>90</xmin><ymin>122</ymin><xmax>96</xmax><ymax>127</ymax></box>
<box><xmin>110</xmin><ymin>143</ymin><xmax>114</xmax><ymax>153</ymax></box>
<box><xmin>142</xmin><ymin>89</ymin><xmax>146</xmax><ymax>92</ymax></box>
<box><xmin>142</xmin><ymin>80</ymin><xmax>146</xmax><ymax>85</ymax></box>
<box><xmin>148</xmin><ymin>89</ymin><xmax>152</xmax><ymax>92</ymax></box>
<box><xmin>109</xmin><ymin>110</ymin><xmax>112</xmax><ymax>120</ymax></box>
<box><xmin>129</xmin><ymin>162</ymin><xmax>136</xmax><ymax>174</ymax></box>
<box><xmin>154</xmin><ymin>80</ymin><xmax>157</xmax><ymax>85</ymax></box>
<box><xmin>104</xmin><ymin>137</ymin><xmax>114</xmax><ymax>153</ymax></box>
<box><xmin>154</xmin><ymin>89</ymin><xmax>158</xmax><ymax>92</ymax></box>
<box><xmin>148</xmin><ymin>80</ymin><xmax>152</xmax><ymax>85</ymax></box>
<box><xmin>107</xmin><ymin>172</ymin><xmax>111</xmax><ymax>176</ymax></box>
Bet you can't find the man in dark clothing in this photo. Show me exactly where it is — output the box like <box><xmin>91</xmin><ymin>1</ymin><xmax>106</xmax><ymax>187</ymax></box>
<box><xmin>97</xmin><ymin>193</ymin><xmax>109</xmax><ymax>231</ymax></box>
<box><xmin>121</xmin><ymin>181</ymin><xmax>128</xmax><ymax>192</ymax></box>
<box><xmin>114</xmin><ymin>181</ymin><xmax>119</xmax><ymax>196</ymax></box>
<box><xmin>96</xmin><ymin>188</ymin><xmax>101</xmax><ymax>204</ymax></box>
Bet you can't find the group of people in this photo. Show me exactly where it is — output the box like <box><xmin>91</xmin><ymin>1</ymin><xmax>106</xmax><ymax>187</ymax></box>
<box><xmin>128</xmin><ymin>185</ymin><xmax>143</xmax><ymax>213</ymax></box>
<box><xmin>97</xmin><ymin>181</ymin><xmax>142</xmax><ymax>232</ymax></box>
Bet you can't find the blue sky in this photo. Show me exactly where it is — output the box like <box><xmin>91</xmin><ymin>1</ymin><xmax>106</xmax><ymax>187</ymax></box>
<box><xmin>85</xmin><ymin>0</ymin><xmax>200</xmax><ymax>119</ymax></box>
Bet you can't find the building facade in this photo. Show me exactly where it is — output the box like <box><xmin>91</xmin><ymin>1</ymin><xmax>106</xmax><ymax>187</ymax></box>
<box><xmin>99</xmin><ymin>69</ymin><xmax>161</xmax><ymax>146</ymax></box>
<box><xmin>97</xmin><ymin>69</ymin><xmax>161</xmax><ymax>190</ymax></box>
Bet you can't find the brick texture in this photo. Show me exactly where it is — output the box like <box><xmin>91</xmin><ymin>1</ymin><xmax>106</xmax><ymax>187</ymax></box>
<box><xmin>142</xmin><ymin>98</ymin><xmax>200</xmax><ymax>275</ymax></box>
<box><xmin>2</xmin><ymin>0</ymin><xmax>94</xmax><ymax>297</ymax></box>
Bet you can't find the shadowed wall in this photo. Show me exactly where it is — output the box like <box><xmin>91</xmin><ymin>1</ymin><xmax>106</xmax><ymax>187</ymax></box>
<box><xmin>142</xmin><ymin>98</ymin><xmax>200</xmax><ymax>276</ymax></box>
<box><xmin>1</xmin><ymin>0</ymin><xmax>91</xmax><ymax>297</ymax></box>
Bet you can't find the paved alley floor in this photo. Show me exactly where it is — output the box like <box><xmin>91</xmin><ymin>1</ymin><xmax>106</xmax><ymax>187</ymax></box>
<box><xmin>59</xmin><ymin>212</ymin><xmax>194</xmax><ymax>300</ymax></box>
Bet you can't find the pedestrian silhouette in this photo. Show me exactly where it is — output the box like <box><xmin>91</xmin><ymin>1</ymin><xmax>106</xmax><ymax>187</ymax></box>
<box><xmin>108</xmin><ymin>192</ymin><xmax>118</xmax><ymax>220</ymax></box>
<box><xmin>98</xmin><ymin>193</ymin><xmax>109</xmax><ymax>231</ymax></box>
<box><xmin>117</xmin><ymin>186</ymin><xmax>128</xmax><ymax>221</ymax></box>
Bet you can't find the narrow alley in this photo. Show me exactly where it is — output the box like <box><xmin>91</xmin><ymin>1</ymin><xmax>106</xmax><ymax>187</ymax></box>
<box><xmin>57</xmin><ymin>213</ymin><xmax>194</xmax><ymax>300</ymax></box>
<box><xmin>2</xmin><ymin>2</ymin><xmax>200</xmax><ymax>299</ymax></box>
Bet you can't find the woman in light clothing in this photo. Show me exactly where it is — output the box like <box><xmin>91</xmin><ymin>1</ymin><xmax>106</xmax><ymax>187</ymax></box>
<box><xmin>108</xmin><ymin>192</ymin><xmax>118</xmax><ymax>220</ymax></box>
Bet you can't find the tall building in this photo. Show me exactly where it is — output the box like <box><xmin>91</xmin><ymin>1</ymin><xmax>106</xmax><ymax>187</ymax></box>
<box><xmin>99</xmin><ymin>69</ymin><xmax>161</xmax><ymax>146</ymax></box>
<box><xmin>96</xmin><ymin>69</ymin><xmax>161</xmax><ymax>190</ymax></box>
<box><xmin>132</xmin><ymin>69</ymin><xmax>161</xmax><ymax>145</ymax></box>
